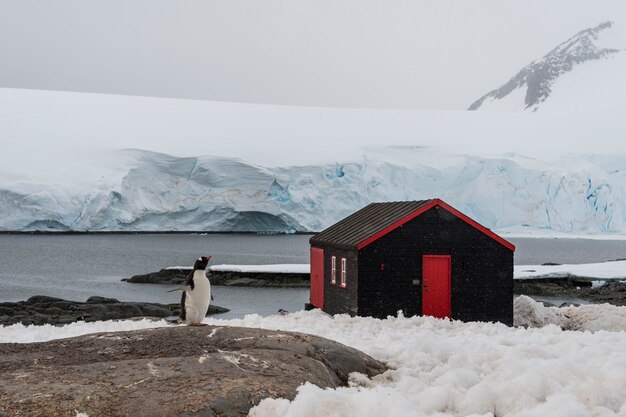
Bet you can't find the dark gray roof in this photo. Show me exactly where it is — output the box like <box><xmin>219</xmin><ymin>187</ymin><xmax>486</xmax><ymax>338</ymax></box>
<box><xmin>310</xmin><ymin>200</ymin><xmax>433</xmax><ymax>250</ymax></box>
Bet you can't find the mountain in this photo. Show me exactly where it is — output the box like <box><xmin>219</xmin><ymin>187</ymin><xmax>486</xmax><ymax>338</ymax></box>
<box><xmin>469</xmin><ymin>21</ymin><xmax>625</xmax><ymax>112</ymax></box>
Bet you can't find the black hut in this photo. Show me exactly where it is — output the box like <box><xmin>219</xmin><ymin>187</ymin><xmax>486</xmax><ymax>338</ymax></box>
<box><xmin>309</xmin><ymin>199</ymin><xmax>515</xmax><ymax>325</ymax></box>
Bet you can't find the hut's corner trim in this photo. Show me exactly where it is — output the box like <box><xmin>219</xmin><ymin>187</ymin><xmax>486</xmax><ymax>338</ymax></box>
<box><xmin>356</xmin><ymin>199</ymin><xmax>516</xmax><ymax>252</ymax></box>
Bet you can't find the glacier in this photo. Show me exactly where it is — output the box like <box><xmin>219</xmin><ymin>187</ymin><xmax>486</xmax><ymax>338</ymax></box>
<box><xmin>1</xmin><ymin>147</ymin><xmax>624</xmax><ymax>235</ymax></box>
<box><xmin>1</xmin><ymin>88</ymin><xmax>626</xmax><ymax>235</ymax></box>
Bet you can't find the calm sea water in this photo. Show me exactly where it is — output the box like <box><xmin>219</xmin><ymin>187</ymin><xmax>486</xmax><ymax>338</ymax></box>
<box><xmin>1</xmin><ymin>234</ymin><xmax>626</xmax><ymax>318</ymax></box>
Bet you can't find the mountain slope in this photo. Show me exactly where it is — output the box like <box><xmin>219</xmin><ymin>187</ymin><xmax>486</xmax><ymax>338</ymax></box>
<box><xmin>469</xmin><ymin>21</ymin><xmax>624</xmax><ymax>111</ymax></box>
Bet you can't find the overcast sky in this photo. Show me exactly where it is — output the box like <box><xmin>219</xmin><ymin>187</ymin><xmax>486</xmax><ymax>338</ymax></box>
<box><xmin>0</xmin><ymin>0</ymin><xmax>622</xmax><ymax>109</ymax></box>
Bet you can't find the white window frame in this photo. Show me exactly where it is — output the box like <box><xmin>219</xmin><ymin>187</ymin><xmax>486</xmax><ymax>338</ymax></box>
<box><xmin>340</xmin><ymin>258</ymin><xmax>347</xmax><ymax>288</ymax></box>
<box><xmin>330</xmin><ymin>256</ymin><xmax>336</xmax><ymax>284</ymax></box>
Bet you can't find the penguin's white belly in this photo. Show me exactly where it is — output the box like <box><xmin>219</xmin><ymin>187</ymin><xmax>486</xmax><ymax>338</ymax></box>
<box><xmin>184</xmin><ymin>275</ymin><xmax>211</xmax><ymax>324</ymax></box>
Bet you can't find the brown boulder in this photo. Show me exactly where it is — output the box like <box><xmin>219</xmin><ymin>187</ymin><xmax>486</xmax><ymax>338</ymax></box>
<box><xmin>0</xmin><ymin>325</ymin><xmax>385</xmax><ymax>417</ymax></box>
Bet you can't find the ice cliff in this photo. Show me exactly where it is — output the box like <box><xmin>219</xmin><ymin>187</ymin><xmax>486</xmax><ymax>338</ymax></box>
<box><xmin>1</xmin><ymin>148</ymin><xmax>623</xmax><ymax>235</ymax></box>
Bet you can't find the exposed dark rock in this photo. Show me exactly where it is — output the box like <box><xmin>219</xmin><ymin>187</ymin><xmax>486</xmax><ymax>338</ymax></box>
<box><xmin>0</xmin><ymin>295</ymin><xmax>228</xmax><ymax>326</ymax></box>
<box><xmin>123</xmin><ymin>267</ymin><xmax>192</xmax><ymax>285</ymax></box>
<box><xmin>123</xmin><ymin>269</ymin><xmax>310</xmax><ymax>287</ymax></box>
<box><xmin>469</xmin><ymin>21</ymin><xmax>621</xmax><ymax>111</ymax></box>
<box><xmin>515</xmin><ymin>278</ymin><xmax>626</xmax><ymax>306</ymax></box>
<box><xmin>0</xmin><ymin>325</ymin><xmax>386</xmax><ymax>417</ymax></box>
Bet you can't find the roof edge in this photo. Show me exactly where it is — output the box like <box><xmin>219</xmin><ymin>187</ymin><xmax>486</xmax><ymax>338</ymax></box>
<box><xmin>356</xmin><ymin>199</ymin><xmax>515</xmax><ymax>252</ymax></box>
<box><xmin>434</xmin><ymin>199</ymin><xmax>515</xmax><ymax>252</ymax></box>
<box><xmin>356</xmin><ymin>199</ymin><xmax>438</xmax><ymax>249</ymax></box>
<box><xmin>309</xmin><ymin>241</ymin><xmax>358</xmax><ymax>251</ymax></box>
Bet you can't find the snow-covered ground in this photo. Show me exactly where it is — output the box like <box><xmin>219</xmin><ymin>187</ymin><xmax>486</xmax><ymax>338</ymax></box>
<box><xmin>2</xmin><ymin>297</ymin><xmax>625</xmax><ymax>417</ymax></box>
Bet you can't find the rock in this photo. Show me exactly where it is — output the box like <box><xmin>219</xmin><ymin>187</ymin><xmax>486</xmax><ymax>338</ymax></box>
<box><xmin>212</xmin><ymin>271</ymin><xmax>309</xmax><ymax>287</ymax></box>
<box><xmin>0</xmin><ymin>296</ymin><xmax>229</xmax><ymax>326</ymax></box>
<box><xmin>515</xmin><ymin>279</ymin><xmax>626</xmax><ymax>306</ymax></box>
<box><xmin>123</xmin><ymin>269</ymin><xmax>310</xmax><ymax>287</ymax></box>
<box><xmin>0</xmin><ymin>325</ymin><xmax>386</xmax><ymax>417</ymax></box>
<box><xmin>123</xmin><ymin>268</ymin><xmax>192</xmax><ymax>285</ymax></box>
<box><xmin>559</xmin><ymin>302</ymin><xmax>581</xmax><ymax>308</ymax></box>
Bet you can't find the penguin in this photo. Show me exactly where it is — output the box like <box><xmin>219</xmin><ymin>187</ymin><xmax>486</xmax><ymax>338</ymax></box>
<box><xmin>168</xmin><ymin>256</ymin><xmax>212</xmax><ymax>326</ymax></box>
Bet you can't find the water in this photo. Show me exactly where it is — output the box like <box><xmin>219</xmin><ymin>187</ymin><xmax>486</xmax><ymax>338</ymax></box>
<box><xmin>0</xmin><ymin>234</ymin><xmax>311</xmax><ymax>318</ymax></box>
<box><xmin>509</xmin><ymin>238</ymin><xmax>626</xmax><ymax>265</ymax></box>
<box><xmin>1</xmin><ymin>234</ymin><xmax>626</xmax><ymax>318</ymax></box>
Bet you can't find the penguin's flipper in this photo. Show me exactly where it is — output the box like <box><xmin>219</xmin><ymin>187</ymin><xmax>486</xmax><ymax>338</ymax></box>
<box><xmin>180</xmin><ymin>291</ymin><xmax>187</xmax><ymax>322</ymax></box>
<box><xmin>183</xmin><ymin>270</ymin><xmax>195</xmax><ymax>290</ymax></box>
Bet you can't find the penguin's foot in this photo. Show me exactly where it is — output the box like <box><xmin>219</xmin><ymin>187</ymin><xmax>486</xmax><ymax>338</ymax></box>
<box><xmin>188</xmin><ymin>323</ymin><xmax>209</xmax><ymax>327</ymax></box>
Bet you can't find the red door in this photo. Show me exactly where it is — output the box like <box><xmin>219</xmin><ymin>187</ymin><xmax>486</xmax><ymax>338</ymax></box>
<box><xmin>422</xmin><ymin>255</ymin><xmax>451</xmax><ymax>318</ymax></box>
<box><xmin>310</xmin><ymin>248</ymin><xmax>325</xmax><ymax>309</ymax></box>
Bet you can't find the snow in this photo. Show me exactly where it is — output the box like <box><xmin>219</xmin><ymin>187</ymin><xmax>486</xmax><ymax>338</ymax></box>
<box><xmin>209</xmin><ymin>264</ymin><xmax>310</xmax><ymax>274</ymax></box>
<box><xmin>515</xmin><ymin>260</ymin><xmax>626</xmax><ymax>280</ymax></box>
<box><xmin>168</xmin><ymin>261</ymin><xmax>626</xmax><ymax>280</ymax></box>
<box><xmin>1</xmin><ymin>299</ymin><xmax>625</xmax><ymax>417</ymax></box>
<box><xmin>166</xmin><ymin>264</ymin><xmax>310</xmax><ymax>273</ymax></box>
<box><xmin>514</xmin><ymin>295</ymin><xmax>626</xmax><ymax>332</ymax></box>
<box><xmin>0</xmin><ymin>318</ymin><xmax>170</xmax><ymax>344</ymax></box>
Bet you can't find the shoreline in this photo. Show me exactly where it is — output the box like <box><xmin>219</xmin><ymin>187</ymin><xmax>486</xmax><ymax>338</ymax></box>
<box><xmin>0</xmin><ymin>230</ymin><xmax>316</xmax><ymax>236</ymax></box>
<box><xmin>123</xmin><ymin>266</ymin><xmax>626</xmax><ymax>307</ymax></box>
<box><xmin>3</xmin><ymin>231</ymin><xmax>626</xmax><ymax>241</ymax></box>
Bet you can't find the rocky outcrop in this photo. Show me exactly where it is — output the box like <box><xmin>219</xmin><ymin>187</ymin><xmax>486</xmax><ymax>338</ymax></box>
<box><xmin>514</xmin><ymin>279</ymin><xmax>626</xmax><ymax>306</ymax></box>
<box><xmin>469</xmin><ymin>21</ymin><xmax>622</xmax><ymax>111</ymax></box>
<box><xmin>0</xmin><ymin>325</ymin><xmax>386</xmax><ymax>417</ymax></box>
<box><xmin>123</xmin><ymin>268</ymin><xmax>193</xmax><ymax>285</ymax></box>
<box><xmin>0</xmin><ymin>295</ymin><xmax>228</xmax><ymax>326</ymax></box>
<box><xmin>123</xmin><ymin>268</ymin><xmax>309</xmax><ymax>287</ymax></box>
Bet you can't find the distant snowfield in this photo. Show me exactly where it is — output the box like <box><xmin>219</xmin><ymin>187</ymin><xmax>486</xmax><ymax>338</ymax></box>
<box><xmin>2</xmin><ymin>297</ymin><xmax>625</xmax><ymax>417</ymax></box>
<box><xmin>1</xmin><ymin>87</ymin><xmax>625</xmax><ymax>173</ymax></box>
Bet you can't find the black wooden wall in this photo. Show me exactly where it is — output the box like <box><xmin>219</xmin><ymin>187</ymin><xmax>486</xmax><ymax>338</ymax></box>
<box><xmin>320</xmin><ymin>247</ymin><xmax>358</xmax><ymax>316</ymax></box>
<box><xmin>357</xmin><ymin>206</ymin><xmax>514</xmax><ymax>325</ymax></box>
